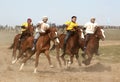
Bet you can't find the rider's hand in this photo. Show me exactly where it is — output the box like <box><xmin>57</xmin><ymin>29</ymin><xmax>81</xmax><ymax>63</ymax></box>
<box><xmin>21</xmin><ymin>26</ymin><xmax>25</xmax><ymax>29</ymax></box>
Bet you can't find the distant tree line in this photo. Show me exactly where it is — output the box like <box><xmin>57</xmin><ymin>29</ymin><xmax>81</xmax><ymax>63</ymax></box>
<box><xmin>0</xmin><ymin>24</ymin><xmax>120</xmax><ymax>33</ymax></box>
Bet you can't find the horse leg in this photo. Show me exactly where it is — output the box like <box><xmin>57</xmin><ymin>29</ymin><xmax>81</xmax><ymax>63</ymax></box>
<box><xmin>15</xmin><ymin>49</ymin><xmax>25</xmax><ymax>64</ymax></box>
<box><xmin>70</xmin><ymin>54</ymin><xmax>74</xmax><ymax>64</ymax></box>
<box><xmin>34</xmin><ymin>51</ymin><xmax>41</xmax><ymax>73</ymax></box>
<box><xmin>75</xmin><ymin>54</ymin><xmax>81</xmax><ymax>66</ymax></box>
<box><xmin>66</xmin><ymin>53</ymin><xmax>74</xmax><ymax>68</ymax></box>
<box><xmin>45</xmin><ymin>50</ymin><xmax>54</xmax><ymax>68</ymax></box>
<box><xmin>56</xmin><ymin>48</ymin><xmax>62</xmax><ymax>67</ymax></box>
<box><xmin>12</xmin><ymin>47</ymin><xmax>17</xmax><ymax>64</ymax></box>
<box><xmin>83</xmin><ymin>54</ymin><xmax>93</xmax><ymax>65</ymax></box>
<box><xmin>61</xmin><ymin>53</ymin><xmax>66</xmax><ymax>66</ymax></box>
<box><xmin>19</xmin><ymin>50</ymin><xmax>34</xmax><ymax>71</ymax></box>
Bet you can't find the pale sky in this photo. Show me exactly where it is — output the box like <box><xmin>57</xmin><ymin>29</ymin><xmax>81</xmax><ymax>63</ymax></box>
<box><xmin>0</xmin><ymin>0</ymin><xmax>120</xmax><ymax>26</ymax></box>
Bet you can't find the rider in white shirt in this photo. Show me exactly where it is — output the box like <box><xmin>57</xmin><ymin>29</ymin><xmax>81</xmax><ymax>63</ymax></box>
<box><xmin>32</xmin><ymin>16</ymin><xmax>50</xmax><ymax>50</ymax></box>
<box><xmin>84</xmin><ymin>17</ymin><xmax>98</xmax><ymax>50</ymax></box>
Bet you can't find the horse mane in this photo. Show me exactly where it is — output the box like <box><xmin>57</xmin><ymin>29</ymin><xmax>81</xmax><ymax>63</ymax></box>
<box><xmin>40</xmin><ymin>27</ymin><xmax>57</xmax><ymax>36</ymax></box>
<box><xmin>94</xmin><ymin>26</ymin><xmax>101</xmax><ymax>35</ymax></box>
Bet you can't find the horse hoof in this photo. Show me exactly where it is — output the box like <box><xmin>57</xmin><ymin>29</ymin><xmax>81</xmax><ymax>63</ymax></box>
<box><xmin>19</xmin><ymin>63</ymin><xmax>24</xmax><ymax>71</ymax></box>
<box><xmin>50</xmin><ymin>65</ymin><xmax>54</xmax><ymax>68</ymax></box>
<box><xmin>33</xmin><ymin>71</ymin><xmax>37</xmax><ymax>73</ymax></box>
<box><xmin>33</xmin><ymin>68</ymin><xmax>37</xmax><ymax>73</ymax></box>
<box><xmin>82</xmin><ymin>61</ymin><xmax>90</xmax><ymax>66</ymax></box>
<box><xmin>11</xmin><ymin>59</ymin><xmax>17</xmax><ymax>64</ymax></box>
<box><xmin>12</xmin><ymin>61</ymin><xmax>15</xmax><ymax>64</ymax></box>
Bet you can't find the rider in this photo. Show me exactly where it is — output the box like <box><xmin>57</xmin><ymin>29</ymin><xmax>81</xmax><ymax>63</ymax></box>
<box><xmin>19</xmin><ymin>18</ymin><xmax>33</xmax><ymax>41</ymax></box>
<box><xmin>63</xmin><ymin>16</ymin><xmax>78</xmax><ymax>53</ymax></box>
<box><xmin>83</xmin><ymin>17</ymin><xmax>98</xmax><ymax>52</ymax></box>
<box><xmin>32</xmin><ymin>16</ymin><xmax>50</xmax><ymax>51</ymax></box>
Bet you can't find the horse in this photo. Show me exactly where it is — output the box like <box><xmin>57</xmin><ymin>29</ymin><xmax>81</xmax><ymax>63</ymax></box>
<box><xmin>52</xmin><ymin>27</ymin><xmax>84</xmax><ymax>67</ymax></box>
<box><xmin>17</xmin><ymin>27</ymin><xmax>59</xmax><ymax>72</ymax></box>
<box><xmin>82</xmin><ymin>26</ymin><xmax>105</xmax><ymax>65</ymax></box>
<box><xmin>9</xmin><ymin>25</ymin><xmax>34</xmax><ymax>64</ymax></box>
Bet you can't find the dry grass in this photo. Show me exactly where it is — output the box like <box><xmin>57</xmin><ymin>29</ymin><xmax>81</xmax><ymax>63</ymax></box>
<box><xmin>104</xmin><ymin>29</ymin><xmax>120</xmax><ymax>40</ymax></box>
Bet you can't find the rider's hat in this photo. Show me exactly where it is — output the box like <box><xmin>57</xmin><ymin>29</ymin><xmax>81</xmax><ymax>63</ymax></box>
<box><xmin>42</xmin><ymin>16</ymin><xmax>48</xmax><ymax>20</ymax></box>
<box><xmin>27</xmin><ymin>18</ymin><xmax>32</xmax><ymax>22</ymax></box>
<box><xmin>91</xmin><ymin>17</ymin><xmax>96</xmax><ymax>20</ymax></box>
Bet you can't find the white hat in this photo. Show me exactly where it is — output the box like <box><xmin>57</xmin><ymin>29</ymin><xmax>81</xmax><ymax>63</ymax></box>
<box><xmin>91</xmin><ymin>17</ymin><xmax>96</xmax><ymax>20</ymax></box>
<box><xmin>42</xmin><ymin>16</ymin><xmax>48</xmax><ymax>20</ymax></box>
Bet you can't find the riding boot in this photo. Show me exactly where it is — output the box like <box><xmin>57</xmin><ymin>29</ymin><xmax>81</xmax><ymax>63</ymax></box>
<box><xmin>19</xmin><ymin>34</ymin><xmax>24</xmax><ymax>48</ymax></box>
<box><xmin>83</xmin><ymin>34</ymin><xmax>89</xmax><ymax>54</ymax></box>
<box><xmin>82</xmin><ymin>40</ymin><xmax>87</xmax><ymax>58</ymax></box>
<box><xmin>32</xmin><ymin>39</ymin><xmax>37</xmax><ymax>51</ymax></box>
<box><xmin>19</xmin><ymin>32</ymin><xmax>25</xmax><ymax>41</ymax></box>
<box><xmin>84</xmin><ymin>41</ymin><xmax>87</xmax><ymax>52</ymax></box>
<box><xmin>19</xmin><ymin>35</ymin><xmax>22</xmax><ymax>41</ymax></box>
<box><xmin>62</xmin><ymin>30</ymin><xmax>71</xmax><ymax>54</ymax></box>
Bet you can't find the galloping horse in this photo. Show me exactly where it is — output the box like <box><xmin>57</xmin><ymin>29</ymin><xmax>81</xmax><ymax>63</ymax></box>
<box><xmin>17</xmin><ymin>27</ymin><xmax>59</xmax><ymax>72</ymax></box>
<box><xmin>9</xmin><ymin>25</ymin><xmax>34</xmax><ymax>64</ymax></box>
<box><xmin>82</xmin><ymin>26</ymin><xmax>105</xmax><ymax>65</ymax></box>
<box><xmin>54</xmin><ymin>27</ymin><xmax>84</xmax><ymax>67</ymax></box>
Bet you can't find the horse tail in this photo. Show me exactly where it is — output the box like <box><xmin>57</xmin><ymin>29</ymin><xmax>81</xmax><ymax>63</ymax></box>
<box><xmin>8</xmin><ymin>43</ymin><xmax>14</xmax><ymax>49</ymax></box>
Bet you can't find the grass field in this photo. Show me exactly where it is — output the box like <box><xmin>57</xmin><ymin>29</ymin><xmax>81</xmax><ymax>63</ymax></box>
<box><xmin>104</xmin><ymin>29</ymin><xmax>120</xmax><ymax>40</ymax></box>
<box><xmin>0</xmin><ymin>29</ymin><xmax>120</xmax><ymax>82</ymax></box>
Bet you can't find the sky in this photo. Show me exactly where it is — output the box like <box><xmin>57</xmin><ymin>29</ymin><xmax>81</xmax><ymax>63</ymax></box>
<box><xmin>0</xmin><ymin>0</ymin><xmax>120</xmax><ymax>26</ymax></box>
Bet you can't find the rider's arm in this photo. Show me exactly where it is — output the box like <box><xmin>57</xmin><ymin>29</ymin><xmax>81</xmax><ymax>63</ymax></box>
<box><xmin>21</xmin><ymin>22</ymin><xmax>28</xmax><ymax>29</ymax></box>
<box><xmin>84</xmin><ymin>23</ymin><xmax>88</xmax><ymax>29</ymax></box>
<box><xmin>64</xmin><ymin>21</ymin><xmax>71</xmax><ymax>31</ymax></box>
<box><xmin>37</xmin><ymin>23</ymin><xmax>41</xmax><ymax>27</ymax></box>
<box><xmin>37</xmin><ymin>21</ymin><xmax>43</xmax><ymax>27</ymax></box>
<box><xmin>65</xmin><ymin>21</ymin><xmax>71</xmax><ymax>27</ymax></box>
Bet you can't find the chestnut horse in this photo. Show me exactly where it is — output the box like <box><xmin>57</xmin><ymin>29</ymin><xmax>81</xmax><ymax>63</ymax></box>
<box><xmin>82</xmin><ymin>26</ymin><xmax>105</xmax><ymax>65</ymax></box>
<box><xmin>54</xmin><ymin>27</ymin><xmax>84</xmax><ymax>67</ymax></box>
<box><xmin>17</xmin><ymin>27</ymin><xmax>59</xmax><ymax>72</ymax></box>
<box><xmin>9</xmin><ymin>25</ymin><xmax>34</xmax><ymax>64</ymax></box>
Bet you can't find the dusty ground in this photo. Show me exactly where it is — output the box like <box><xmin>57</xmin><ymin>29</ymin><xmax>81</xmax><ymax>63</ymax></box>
<box><xmin>0</xmin><ymin>31</ymin><xmax>120</xmax><ymax>82</ymax></box>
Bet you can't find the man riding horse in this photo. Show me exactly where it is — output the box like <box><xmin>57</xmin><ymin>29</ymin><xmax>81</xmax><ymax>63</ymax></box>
<box><xmin>19</xmin><ymin>18</ymin><xmax>33</xmax><ymax>41</ymax></box>
<box><xmin>83</xmin><ymin>17</ymin><xmax>99</xmax><ymax>55</ymax></box>
<box><xmin>32</xmin><ymin>16</ymin><xmax>50</xmax><ymax>50</ymax></box>
<box><xmin>63</xmin><ymin>16</ymin><xmax>78</xmax><ymax>54</ymax></box>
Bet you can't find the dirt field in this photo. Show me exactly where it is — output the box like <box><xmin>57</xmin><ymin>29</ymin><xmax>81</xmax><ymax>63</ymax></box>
<box><xmin>0</xmin><ymin>30</ymin><xmax>120</xmax><ymax>82</ymax></box>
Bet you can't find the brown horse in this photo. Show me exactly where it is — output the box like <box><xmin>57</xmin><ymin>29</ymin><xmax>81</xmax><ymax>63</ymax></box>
<box><xmin>53</xmin><ymin>27</ymin><xmax>84</xmax><ymax>67</ymax></box>
<box><xmin>9</xmin><ymin>25</ymin><xmax>34</xmax><ymax>64</ymax></box>
<box><xmin>82</xmin><ymin>26</ymin><xmax>105</xmax><ymax>65</ymax></box>
<box><xmin>17</xmin><ymin>27</ymin><xmax>59</xmax><ymax>72</ymax></box>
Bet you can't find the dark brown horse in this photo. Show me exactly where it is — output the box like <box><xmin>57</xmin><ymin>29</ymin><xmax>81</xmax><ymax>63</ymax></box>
<box><xmin>53</xmin><ymin>27</ymin><xmax>84</xmax><ymax>67</ymax></box>
<box><xmin>82</xmin><ymin>26</ymin><xmax>105</xmax><ymax>65</ymax></box>
<box><xmin>9</xmin><ymin>25</ymin><xmax>34</xmax><ymax>64</ymax></box>
<box><xmin>17</xmin><ymin>27</ymin><xmax>59</xmax><ymax>72</ymax></box>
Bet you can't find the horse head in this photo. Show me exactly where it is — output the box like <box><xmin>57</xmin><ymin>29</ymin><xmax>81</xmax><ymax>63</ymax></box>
<box><xmin>47</xmin><ymin>27</ymin><xmax>60</xmax><ymax>44</ymax></box>
<box><xmin>27</xmin><ymin>24</ymin><xmax>35</xmax><ymax>36</ymax></box>
<box><xmin>94</xmin><ymin>26</ymin><xmax>105</xmax><ymax>41</ymax></box>
<box><xmin>74</xmin><ymin>26</ymin><xmax>85</xmax><ymax>39</ymax></box>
